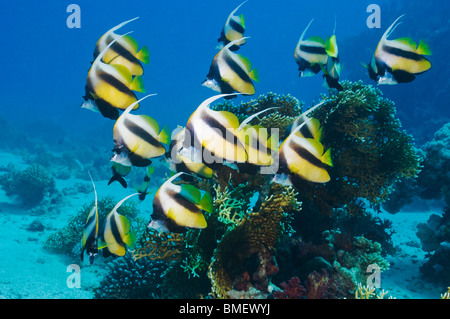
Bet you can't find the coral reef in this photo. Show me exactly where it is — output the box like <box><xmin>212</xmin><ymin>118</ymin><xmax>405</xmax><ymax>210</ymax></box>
<box><xmin>354</xmin><ymin>283</ymin><xmax>394</xmax><ymax>299</ymax></box>
<box><xmin>417</xmin><ymin>206</ymin><xmax>450</xmax><ymax>287</ymax></box>
<box><xmin>383</xmin><ymin>122</ymin><xmax>450</xmax><ymax>213</ymax></box>
<box><xmin>92</xmin><ymin>86</ymin><xmax>412</xmax><ymax>299</ymax></box>
<box><xmin>208</xmin><ymin>183</ymin><xmax>300</xmax><ymax>298</ymax></box>
<box><xmin>273</xmin><ymin>229</ymin><xmax>390</xmax><ymax>299</ymax></box>
<box><xmin>94</xmin><ymin>252</ymin><xmax>166</xmax><ymax>299</ymax></box>
<box><xmin>416</xmin><ymin>123</ymin><xmax>450</xmax><ymax>201</ymax></box>
<box><xmin>45</xmin><ymin>197</ymin><xmax>140</xmax><ymax>255</ymax></box>
<box><xmin>307</xmin><ymin>80</ymin><xmax>421</xmax><ymax>216</ymax></box>
<box><xmin>0</xmin><ymin>164</ymin><xmax>56</xmax><ymax>207</ymax></box>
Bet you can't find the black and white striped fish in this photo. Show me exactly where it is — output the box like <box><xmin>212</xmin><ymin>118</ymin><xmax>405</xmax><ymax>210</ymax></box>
<box><xmin>185</xmin><ymin>93</ymin><xmax>248</xmax><ymax>164</ymax></box>
<box><xmin>112</xmin><ymin>95</ymin><xmax>170</xmax><ymax>167</ymax></box>
<box><xmin>80</xmin><ymin>172</ymin><xmax>99</xmax><ymax>264</ymax></box>
<box><xmin>82</xmin><ymin>37</ymin><xmax>145</xmax><ymax>120</ymax></box>
<box><xmin>274</xmin><ymin>105</ymin><xmax>332</xmax><ymax>185</ymax></box>
<box><xmin>102</xmin><ymin>193</ymin><xmax>138</xmax><ymax>257</ymax></box>
<box><xmin>323</xmin><ymin>34</ymin><xmax>343</xmax><ymax>91</ymax></box>
<box><xmin>151</xmin><ymin>172</ymin><xmax>213</xmax><ymax>232</ymax></box>
<box><xmin>216</xmin><ymin>1</ymin><xmax>248</xmax><ymax>51</ymax></box>
<box><xmin>94</xmin><ymin>17</ymin><xmax>149</xmax><ymax>76</ymax></box>
<box><xmin>168</xmin><ymin>127</ymin><xmax>214</xmax><ymax>179</ymax></box>
<box><xmin>294</xmin><ymin>19</ymin><xmax>329</xmax><ymax>77</ymax></box>
<box><xmin>203</xmin><ymin>38</ymin><xmax>259</xmax><ymax>98</ymax></box>
<box><xmin>366</xmin><ymin>15</ymin><xmax>432</xmax><ymax>85</ymax></box>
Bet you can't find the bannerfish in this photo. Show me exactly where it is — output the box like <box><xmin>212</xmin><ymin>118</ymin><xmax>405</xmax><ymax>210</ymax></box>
<box><xmin>185</xmin><ymin>93</ymin><xmax>248</xmax><ymax>164</ymax></box>
<box><xmin>135</xmin><ymin>165</ymin><xmax>155</xmax><ymax>201</ymax></box>
<box><xmin>203</xmin><ymin>38</ymin><xmax>259</xmax><ymax>98</ymax></box>
<box><xmin>102</xmin><ymin>193</ymin><xmax>139</xmax><ymax>257</ymax></box>
<box><xmin>234</xmin><ymin>107</ymin><xmax>279</xmax><ymax>167</ymax></box>
<box><xmin>112</xmin><ymin>94</ymin><xmax>170</xmax><ymax>167</ymax></box>
<box><xmin>288</xmin><ymin>100</ymin><xmax>327</xmax><ymax>140</ymax></box>
<box><xmin>322</xmin><ymin>34</ymin><xmax>343</xmax><ymax>91</ymax></box>
<box><xmin>81</xmin><ymin>172</ymin><xmax>99</xmax><ymax>264</ymax></box>
<box><xmin>216</xmin><ymin>1</ymin><xmax>248</xmax><ymax>51</ymax></box>
<box><xmin>294</xmin><ymin>19</ymin><xmax>328</xmax><ymax>77</ymax></box>
<box><xmin>168</xmin><ymin>127</ymin><xmax>214</xmax><ymax>179</ymax></box>
<box><xmin>82</xmin><ymin>37</ymin><xmax>146</xmax><ymax>120</ymax></box>
<box><xmin>365</xmin><ymin>15</ymin><xmax>431</xmax><ymax>85</ymax></box>
<box><xmin>151</xmin><ymin>172</ymin><xmax>213</xmax><ymax>232</ymax></box>
<box><xmin>275</xmin><ymin>109</ymin><xmax>333</xmax><ymax>185</ymax></box>
<box><xmin>94</xmin><ymin>17</ymin><xmax>149</xmax><ymax>76</ymax></box>
<box><xmin>108</xmin><ymin>162</ymin><xmax>132</xmax><ymax>188</ymax></box>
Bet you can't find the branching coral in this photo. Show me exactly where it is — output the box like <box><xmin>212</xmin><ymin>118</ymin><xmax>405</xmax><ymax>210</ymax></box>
<box><xmin>354</xmin><ymin>283</ymin><xmax>394</xmax><ymax>299</ymax></box>
<box><xmin>302</xmin><ymin>81</ymin><xmax>421</xmax><ymax>216</ymax></box>
<box><xmin>0</xmin><ymin>164</ymin><xmax>56</xmax><ymax>207</ymax></box>
<box><xmin>45</xmin><ymin>197</ymin><xmax>139</xmax><ymax>255</ymax></box>
<box><xmin>208</xmin><ymin>184</ymin><xmax>301</xmax><ymax>298</ymax></box>
<box><xmin>213</xmin><ymin>178</ymin><xmax>252</xmax><ymax>227</ymax></box>
<box><xmin>94</xmin><ymin>252</ymin><xmax>166</xmax><ymax>299</ymax></box>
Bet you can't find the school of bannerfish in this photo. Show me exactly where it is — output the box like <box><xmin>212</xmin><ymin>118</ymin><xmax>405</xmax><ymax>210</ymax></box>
<box><xmin>79</xmin><ymin>2</ymin><xmax>431</xmax><ymax>263</ymax></box>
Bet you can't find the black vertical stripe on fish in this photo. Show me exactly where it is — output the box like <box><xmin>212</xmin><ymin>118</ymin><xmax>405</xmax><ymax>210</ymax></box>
<box><xmin>202</xmin><ymin>114</ymin><xmax>241</xmax><ymax>146</ymax></box>
<box><xmin>123</xmin><ymin>118</ymin><xmax>162</xmax><ymax>148</ymax></box>
<box><xmin>109</xmin><ymin>215</ymin><xmax>125</xmax><ymax>246</ymax></box>
<box><xmin>299</xmin><ymin>45</ymin><xmax>327</xmax><ymax>55</ymax></box>
<box><xmin>223</xmin><ymin>53</ymin><xmax>253</xmax><ymax>84</ymax></box>
<box><xmin>127</xmin><ymin>151</ymin><xmax>152</xmax><ymax>167</ymax></box>
<box><xmin>108</xmin><ymin>42</ymin><xmax>141</xmax><ymax>65</ymax></box>
<box><xmin>92</xmin><ymin>95</ymin><xmax>120</xmax><ymax>120</ymax></box>
<box><xmin>172</xmin><ymin>192</ymin><xmax>200</xmax><ymax>213</ymax></box>
<box><xmin>291</xmin><ymin>141</ymin><xmax>325</xmax><ymax>168</ymax></box>
<box><xmin>381</xmin><ymin>45</ymin><xmax>424</xmax><ymax>62</ymax></box>
<box><xmin>152</xmin><ymin>196</ymin><xmax>167</xmax><ymax>221</ymax></box>
<box><xmin>390</xmin><ymin>69</ymin><xmax>417</xmax><ymax>83</ymax></box>
<box><xmin>229</xmin><ymin>18</ymin><xmax>245</xmax><ymax>34</ymax></box>
<box><xmin>98</xmin><ymin>72</ymin><xmax>136</xmax><ymax>95</ymax></box>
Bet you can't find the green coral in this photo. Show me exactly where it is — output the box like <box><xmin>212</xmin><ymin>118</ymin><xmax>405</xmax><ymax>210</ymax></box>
<box><xmin>45</xmin><ymin>196</ymin><xmax>140</xmax><ymax>254</ymax></box>
<box><xmin>306</xmin><ymin>80</ymin><xmax>421</xmax><ymax>215</ymax></box>
<box><xmin>0</xmin><ymin>164</ymin><xmax>56</xmax><ymax>207</ymax></box>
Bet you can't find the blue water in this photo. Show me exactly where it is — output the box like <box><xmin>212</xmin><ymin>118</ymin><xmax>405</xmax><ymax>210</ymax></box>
<box><xmin>0</xmin><ymin>0</ymin><xmax>448</xmax><ymax>300</ymax></box>
<box><xmin>1</xmin><ymin>0</ymin><xmax>446</xmax><ymax>146</ymax></box>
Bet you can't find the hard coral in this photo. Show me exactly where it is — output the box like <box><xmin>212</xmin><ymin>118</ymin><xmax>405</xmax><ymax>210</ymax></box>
<box><xmin>94</xmin><ymin>252</ymin><xmax>166</xmax><ymax>299</ymax></box>
<box><xmin>416</xmin><ymin>123</ymin><xmax>450</xmax><ymax>201</ymax></box>
<box><xmin>0</xmin><ymin>164</ymin><xmax>56</xmax><ymax>207</ymax></box>
<box><xmin>208</xmin><ymin>184</ymin><xmax>301</xmax><ymax>298</ymax></box>
<box><xmin>418</xmin><ymin>206</ymin><xmax>450</xmax><ymax>286</ymax></box>
<box><xmin>307</xmin><ymin>80</ymin><xmax>421</xmax><ymax>215</ymax></box>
